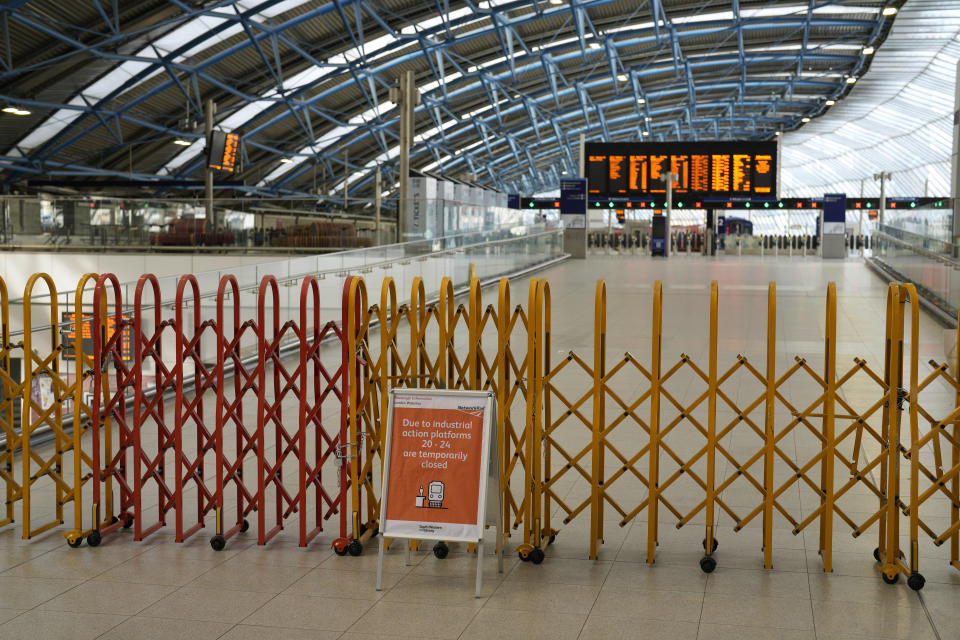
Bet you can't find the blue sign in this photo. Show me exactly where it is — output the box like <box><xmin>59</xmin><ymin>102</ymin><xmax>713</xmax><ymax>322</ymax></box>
<box><xmin>559</xmin><ymin>178</ymin><xmax>587</xmax><ymax>215</ymax></box>
<box><xmin>823</xmin><ymin>193</ymin><xmax>846</xmax><ymax>223</ymax></box>
<box><xmin>507</xmin><ymin>194</ymin><xmax>520</xmax><ymax>210</ymax></box>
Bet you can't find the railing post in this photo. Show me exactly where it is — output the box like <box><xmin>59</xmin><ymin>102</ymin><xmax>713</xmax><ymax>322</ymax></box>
<box><xmin>820</xmin><ymin>282</ymin><xmax>837</xmax><ymax>572</ymax></box>
<box><xmin>590</xmin><ymin>280</ymin><xmax>607</xmax><ymax>560</ymax></box>
<box><xmin>702</xmin><ymin>281</ymin><xmax>719</xmax><ymax>568</ymax></box>
<box><xmin>647</xmin><ymin>281</ymin><xmax>662</xmax><ymax>564</ymax></box>
<box><xmin>763</xmin><ymin>282</ymin><xmax>777</xmax><ymax>570</ymax></box>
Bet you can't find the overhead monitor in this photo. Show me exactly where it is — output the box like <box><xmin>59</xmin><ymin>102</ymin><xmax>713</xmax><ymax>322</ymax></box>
<box><xmin>207</xmin><ymin>131</ymin><xmax>240</xmax><ymax>172</ymax></box>
<box><xmin>585</xmin><ymin>141</ymin><xmax>777</xmax><ymax>199</ymax></box>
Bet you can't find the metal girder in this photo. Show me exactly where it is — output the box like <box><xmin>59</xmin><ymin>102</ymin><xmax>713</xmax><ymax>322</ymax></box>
<box><xmin>0</xmin><ymin>0</ymin><xmax>895</xmax><ymax>198</ymax></box>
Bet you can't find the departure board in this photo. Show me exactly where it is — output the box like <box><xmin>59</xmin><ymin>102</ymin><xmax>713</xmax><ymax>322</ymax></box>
<box><xmin>585</xmin><ymin>141</ymin><xmax>777</xmax><ymax>199</ymax></box>
<box><xmin>207</xmin><ymin>131</ymin><xmax>240</xmax><ymax>173</ymax></box>
<box><xmin>60</xmin><ymin>312</ymin><xmax>133</xmax><ymax>361</ymax></box>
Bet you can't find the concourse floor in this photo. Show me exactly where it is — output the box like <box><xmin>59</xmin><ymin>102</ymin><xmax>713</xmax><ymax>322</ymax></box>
<box><xmin>2</xmin><ymin>253</ymin><xmax>958</xmax><ymax>640</ymax></box>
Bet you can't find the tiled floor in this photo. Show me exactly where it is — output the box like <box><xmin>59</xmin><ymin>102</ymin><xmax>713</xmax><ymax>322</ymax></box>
<box><xmin>2</xmin><ymin>254</ymin><xmax>959</xmax><ymax>640</ymax></box>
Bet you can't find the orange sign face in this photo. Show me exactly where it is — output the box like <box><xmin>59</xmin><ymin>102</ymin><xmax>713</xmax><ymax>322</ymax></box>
<box><xmin>381</xmin><ymin>391</ymin><xmax>493</xmax><ymax>541</ymax></box>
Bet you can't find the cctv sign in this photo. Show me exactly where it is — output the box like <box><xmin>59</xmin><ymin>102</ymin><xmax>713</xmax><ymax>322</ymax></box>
<box><xmin>380</xmin><ymin>389</ymin><xmax>496</xmax><ymax>542</ymax></box>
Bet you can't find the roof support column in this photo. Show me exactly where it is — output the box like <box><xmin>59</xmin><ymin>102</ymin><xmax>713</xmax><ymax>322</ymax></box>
<box><xmin>392</xmin><ymin>69</ymin><xmax>418</xmax><ymax>242</ymax></box>
<box><xmin>205</xmin><ymin>98</ymin><xmax>216</xmax><ymax>232</ymax></box>
<box><xmin>952</xmin><ymin>59</ymin><xmax>960</xmax><ymax>256</ymax></box>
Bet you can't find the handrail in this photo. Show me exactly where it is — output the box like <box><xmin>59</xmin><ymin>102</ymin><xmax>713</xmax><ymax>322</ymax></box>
<box><xmin>6</xmin><ymin>226</ymin><xmax>562</xmax><ymax>337</ymax></box>
<box><xmin>873</xmin><ymin>228</ymin><xmax>960</xmax><ymax>269</ymax></box>
<box><xmin>877</xmin><ymin>223</ymin><xmax>956</xmax><ymax>255</ymax></box>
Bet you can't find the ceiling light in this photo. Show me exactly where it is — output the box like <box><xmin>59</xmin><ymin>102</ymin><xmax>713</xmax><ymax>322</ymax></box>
<box><xmin>280</xmin><ymin>158</ymin><xmax>293</xmax><ymax>164</ymax></box>
<box><xmin>642</xmin><ymin>131</ymin><xmax>649</xmax><ymax>136</ymax></box>
<box><xmin>882</xmin><ymin>6</ymin><xmax>897</xmax><ymax>16</ymax></box>
<box><xmin>774</xmin><ymin>131</ymin><xmax>782</xmax><ymax>136</ymax></box>
<box><xmin>825</xmin><ymin>99</ymin><xmax>836</xmax><ymax>105</ymax></box>
<box><xmin>561</xmin><ymin>170</ymin><xmax>568</xmax><ymax>174</ymax></box>
<box><xmin>862</xmin><ymin>46</ymin><xmax>875</xmax><ymax>55</ymax></box>
<box><xmin>617</xmin><ymin>74</ymin><xmax>628</xmax><ymax>82</ymax></box>
<box><xmin>3</xmin><ymin>106</ymin><xmax>29</xmax><ymax>115</ymax></box>
<box><xmin>637</xmin><ymin>98</ymin><xmax>645</xmax><ymax>104</ymax></box>
<box><xmin>173</xmin><ymin>139</ymin><xmax>192</xmax><ymax>146</ymax></box>
<box><xmin>801</xmin><ymin>117</ymin><xmax>811</xmax><ymax>123</ymax></box>
<box><xmin>588</xmin><ymin>42</ymin><xmax>602</xmax><ymax>50</ymax></box>
<box><xmin>549</xmin><ymin>0</ymin><xmax>563</xmax><ymax>4</ymax></box>
<box><xmin>846</xmin><ymin>76</ymin><xmax>858</xmax><ymax>84</ymax></box>
<box><xmin>644</xmin><ymin>116</ymin><xmax>651</xmax><ymax>121</ymax></box>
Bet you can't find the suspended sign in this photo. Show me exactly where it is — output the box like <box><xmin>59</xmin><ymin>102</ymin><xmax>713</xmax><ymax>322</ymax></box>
<box><xmin>207</xmin><ymin>131</ymin><xmax>240</xmax><ymax>172</ymax></box>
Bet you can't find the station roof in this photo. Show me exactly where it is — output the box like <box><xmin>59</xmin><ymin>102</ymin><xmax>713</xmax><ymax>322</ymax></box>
<box><xmin>0</xmin><ymin>0</ymin><xmax>910</xmax><ymax>199</ymax></box>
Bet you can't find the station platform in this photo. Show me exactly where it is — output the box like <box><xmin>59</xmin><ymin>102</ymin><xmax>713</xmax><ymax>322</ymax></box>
<box><xmin>1</xmin><ymin>254</ymin><xmax>957</xmax><ymax>640</ymax></box>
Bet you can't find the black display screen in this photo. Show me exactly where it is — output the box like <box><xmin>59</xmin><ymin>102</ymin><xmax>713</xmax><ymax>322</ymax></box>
<box><xmin>585</xmin><ymin>141</ymin><xmax>778</xmax><ymax>199</ymax></box>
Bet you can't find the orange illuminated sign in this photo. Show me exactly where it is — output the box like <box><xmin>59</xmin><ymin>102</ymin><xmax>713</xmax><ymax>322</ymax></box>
<box><xmin>60</xmin><ymin>312</ymin><xmax>132</xmax><ymax>361</ymax></box>
<box><xmin>585</xmin><ymin>142</ymin><xmax>777</xmax><ymax>198</ymax></box>
<box><xmin>208</xmin><ymin>131</ymin><xmax>240</xmax><ymax>172</ymax></box>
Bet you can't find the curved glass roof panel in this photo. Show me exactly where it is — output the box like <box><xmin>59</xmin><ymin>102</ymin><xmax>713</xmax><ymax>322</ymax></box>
<box><xmin>781</xmin><ymin>0</ymin><xmax>960</xmax><ymax>198</ymax></box>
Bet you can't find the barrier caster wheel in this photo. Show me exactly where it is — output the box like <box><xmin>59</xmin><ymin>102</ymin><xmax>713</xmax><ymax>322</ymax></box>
<box><xmin>882</xmin><ymin>572</ymin><xmax>900</xmax><ymax>585</ymax></box>
<box><xmin>548</xmin><ymin>534</ymin><xmax>556</xmax><ymax>545</ymax></box>
<box><xmin>87</xmin><ymin>531</ymin><xmax>102</xmax><ymax>548</ymax></box>
<box><xmin>333</xmin><ymin>545</ymin><xmax>349</xmax><ymax>557</ymax></box>
<box><xmin>699</xmin><ymin>556</ymin><xmax>716</xmax><ymax>574</ymax></box>
<box><xmin>67</xmin><ymin>537</ymin><xmax>83</xmax><ymax>548</ymax></box>
<box><xmin>703</xmin><ymin>537</ymin><xmax>719</xmax><ymax>552</ymax></box>
<box><xmin>518</xmin><ymin>550</ymin><xmax>530</xmax><ymax>562</ymax></box>
<box><xmin>210</xmin><ymin>535</ymin><xmax>226</xmax><ymax>552</ymax></box>
<box><xmin>873</xmin><ymin>547</ymin><xmax>880</xmax><ymax>562</ymax></box>
<box><xmin>240</xmin><ymin>519</ymin><xmax>249</xmax><ymax>533</ymax></box>
<box><xmin>433</xmin><ymin>542</ymin><xmax>449</xmax><ymax>559</ymax></box>
<box><xmin>907</xmin><ymin>573</ymin><xmax>925</xmax><ymax>591</ymax></box>
<box><xmin>530</xmin><ymin>548</ymin><xmax>545</xmax><ymax>565</ymax></box>
<box><xmin>121</xmin><ymin>513</ymin><xmax>134</xmax><ymax>529</ymax></box>
<box><xmin>110</xmin><ymin>516</ymin><xmax>119</xmax><ymax>525</ymax></box>
<box><xmin>347</xmin><ymin>540</ymin><xmax>363</xmax><ymax>557</ymax></box>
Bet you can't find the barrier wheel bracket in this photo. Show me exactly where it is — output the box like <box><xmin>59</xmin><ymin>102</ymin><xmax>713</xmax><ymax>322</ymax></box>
<box><xmin>87</xmin><ymin>531</ymin><xmax>102</xmax><ymax>547</ymax></box>
<box><xmin>347</xmin><ymin>540</ymin><xmax>363</xmax><ymax>556</ymax></box>
<box><xmin>699</xmin><ymin>556</ymin><xmax>717</xmax><ymax>573</ymax></box>
<box><xmin>67</xmin><ymin>537</ymin><xmax>83</xmax><ymax>548</ymax></box>
<box><xmin>516</xmin><ymin>543</ymin><xmax>534</xmax><ymax>561</ymax></box>
<box><xmin>210</xmin><ymin>535</ymin><xmax>226</xmax><ymax>552</ymax></box>
<box><xmin>433</xmin><ymin>542</ymin><xmax>449</xmax><ymax>559</ymax></box>
<box><xmin>907</xmin><ymin>573</ymin><xmax>926</xmax><ymax>591</ymax></box>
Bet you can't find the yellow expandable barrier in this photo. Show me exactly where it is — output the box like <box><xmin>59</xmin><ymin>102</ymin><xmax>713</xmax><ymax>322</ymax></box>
<box><xmin>20</xmin><ymin>273</ymin><xmax>96</xmax><ymax>540</ymax></box>
<box><xmin>4</xmin><ymin>267</ymin><xmax>958</xmax><ymax>592</ymax></box>
<box><xmin>0</xmin><ymin>276</ymin><xmax>20</xmax><ymax>530</ymax></box>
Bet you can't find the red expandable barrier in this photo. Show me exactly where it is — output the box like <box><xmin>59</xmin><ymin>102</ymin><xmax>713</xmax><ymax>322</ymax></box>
<box><xmin>133</xmin><ymin>274</ymin><xmax>177</xmax><ymax>541</ymax></box>
<box><xmin>173</xmin><ymin>275</ymin><xmax>218</xmax><ymax>542</ymax></box>
<box><xmin>88</xmin><ymin>273</ymin><xmax>135</xmax><ymax>546</ymax></box>
<box><xmin>210</xmin><ymin>275</ymin><xmax>257</xmax><ymax>549</ymax></box>
<box><xmin>297</xmin><ymin>275</ymin><xmax>345</xmax><ymax>546</ymax></box>
<box><xmin>255</xmin><ymin>275</ymin><xmax>298</xmax><ymax>544</ymax></box>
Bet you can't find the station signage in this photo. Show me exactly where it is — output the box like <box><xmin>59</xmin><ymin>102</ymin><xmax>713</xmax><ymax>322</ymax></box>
<box><xmin>380</xmin><ymin>389</ymin><xmax>497</xmax><ymax>542</ymax></box>
<box><xmin>585</xmin><ymin>141</ymin><xmax>778</xmax><ymax>199</ymax></box>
